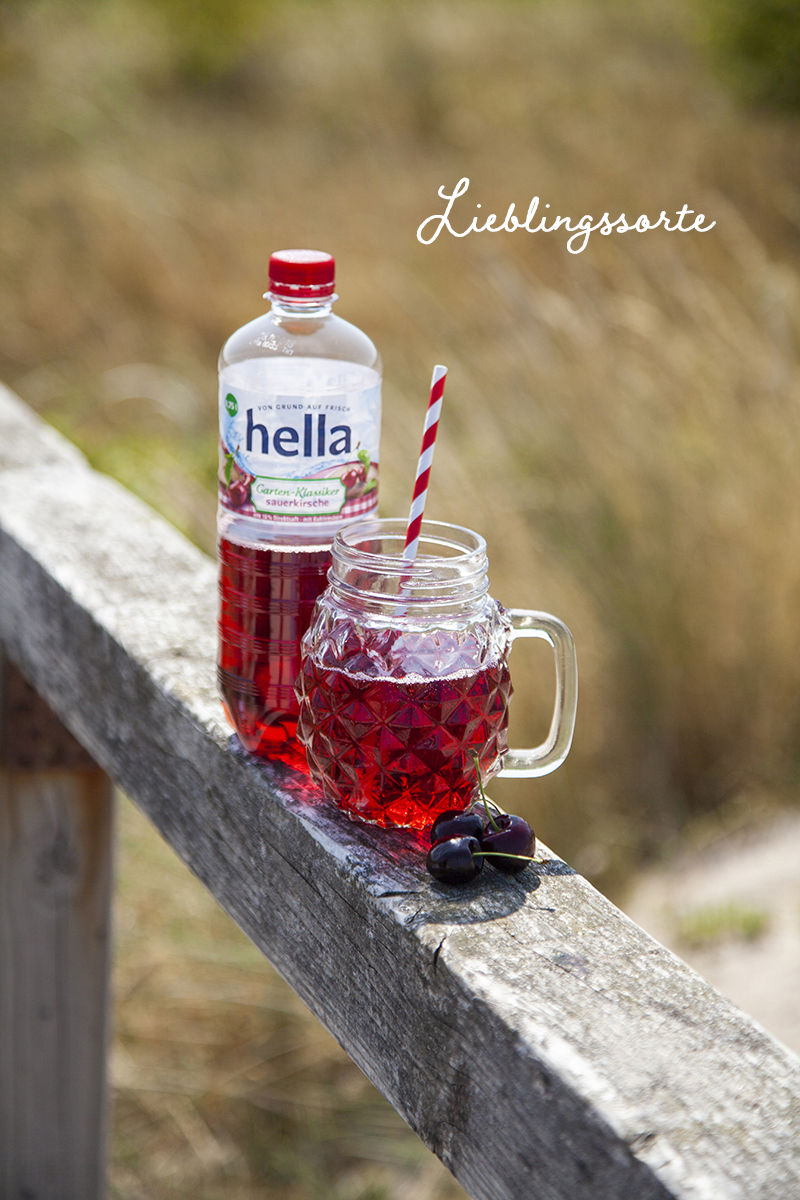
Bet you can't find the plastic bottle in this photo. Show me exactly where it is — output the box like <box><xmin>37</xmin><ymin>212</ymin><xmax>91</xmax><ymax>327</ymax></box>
<box><xmin>216</xmin><ymin>250</ymin><xmax>382</xmax><ymax>766</ymax></box>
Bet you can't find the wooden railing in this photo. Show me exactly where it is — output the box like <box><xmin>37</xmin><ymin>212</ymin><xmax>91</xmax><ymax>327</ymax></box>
<box><xmin>1</xmin><ymin>383</ymin><xmax>799</xmax><ymax>1200</ymax></box>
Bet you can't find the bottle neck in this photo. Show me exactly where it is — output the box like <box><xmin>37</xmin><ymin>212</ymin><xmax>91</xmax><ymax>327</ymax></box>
<box><xmin>266</xmin><ymin>293</ymin><xmax>337</xmax><ymax>319</ymax></box>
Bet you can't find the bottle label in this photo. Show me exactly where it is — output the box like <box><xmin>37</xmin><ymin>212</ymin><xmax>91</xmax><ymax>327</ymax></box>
<box><xmin>218</xmin><ymin>359</ymin><xmax>381</xmax><ymax>525</ymax></box>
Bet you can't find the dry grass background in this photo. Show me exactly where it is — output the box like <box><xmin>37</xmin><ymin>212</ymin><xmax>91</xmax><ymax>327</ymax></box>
<box><xmin>2</xmin><ymin>0</ymin><xmax>800</xmax><ymax>1193</ymax></box>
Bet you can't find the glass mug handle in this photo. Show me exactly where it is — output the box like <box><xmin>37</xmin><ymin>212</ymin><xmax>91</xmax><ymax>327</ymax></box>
<box><xmin>501</xmin><ymin>609</ymin><xmax>578</xmax><ymax>778</ymax></box>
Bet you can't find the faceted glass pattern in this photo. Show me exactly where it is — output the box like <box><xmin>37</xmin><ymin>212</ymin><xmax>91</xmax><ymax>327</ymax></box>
<box><xmin>296</xmin><ymin>603</ymin><xmax>514</xmax><ymax>830</ymax></box>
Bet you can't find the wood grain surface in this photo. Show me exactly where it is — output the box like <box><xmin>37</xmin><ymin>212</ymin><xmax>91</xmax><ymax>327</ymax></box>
<box><xmin>1</xmin><ymin>384</ymin><xmax>799</xmax><ymax>1200</ymax></box>
<box><xmin>0</xmin><ymin>654</ymin><xmax>113</xmax><ymax>1200</ymax></box>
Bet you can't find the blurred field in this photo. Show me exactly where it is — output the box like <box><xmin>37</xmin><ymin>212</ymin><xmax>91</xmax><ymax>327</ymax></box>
<box><xmin>2</xmin><ymin>0</ymin><xmax>800</xmax><ymax>1191</ymax></box>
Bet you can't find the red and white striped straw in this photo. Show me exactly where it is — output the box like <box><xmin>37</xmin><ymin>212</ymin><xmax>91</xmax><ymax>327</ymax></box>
<box><xmin>403</xmin><ymin>364</ymin><xmax>447</xmax><ymax>563</ymax></box>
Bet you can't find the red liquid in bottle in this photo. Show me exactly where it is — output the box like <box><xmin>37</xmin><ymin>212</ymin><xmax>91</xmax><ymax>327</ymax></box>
<box><xmin>296</xmin><ymin>629</ymin><xmax>513</xmax><ymax>830</ymax></box>
<box><xmin>217</xmin><ymin>535</ymin><xmax>331</xmax><ymax>768</ymax></box>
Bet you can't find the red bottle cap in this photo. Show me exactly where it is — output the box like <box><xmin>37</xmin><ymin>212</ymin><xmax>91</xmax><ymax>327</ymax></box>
<box><xmin>267</xmin><ymin>249</ymin><xmax>335</xmax><ymax>299</ymax></box>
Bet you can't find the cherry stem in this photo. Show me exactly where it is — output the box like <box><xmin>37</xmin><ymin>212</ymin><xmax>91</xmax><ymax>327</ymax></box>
<box><xmin>470</xmin><ymin>750</ymin><xmax>501</xmax><ymax>832</ymax></box>
<box><xmin>472</xmin><ymin>851</ymin><xmax>536</xmax><ymax>861</ymax></box>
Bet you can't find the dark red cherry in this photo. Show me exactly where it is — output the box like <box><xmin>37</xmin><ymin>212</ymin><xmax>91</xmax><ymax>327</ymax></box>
<box><xmin>429</xmin><ymin>809</ymin><xmax>485</xmax><ymax>845</ymax></box>
<box><xmin>479</xmin><ymin>814</ymin><xmax>535</xmax><ymax>874</ymax></box>
<box><xmin>426</xmin><ymin>837</ymin><xmax>483</xmax><ymax>884</ymax></box>
<box><xmin>343</xmin><ymin>464</ymin><xmax>367</xmax><ymax>489</ymax></box>
<box><xmin>228</xmin><ymin>479</ymin><xmax>250</xmax><ymax>507</ymax></box>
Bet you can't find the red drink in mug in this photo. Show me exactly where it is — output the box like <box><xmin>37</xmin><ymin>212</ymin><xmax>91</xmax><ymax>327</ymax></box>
<box><xmin>296</xmin><ymin>520</ymin><xmax>578</xmax><ymax>831</ymax></box>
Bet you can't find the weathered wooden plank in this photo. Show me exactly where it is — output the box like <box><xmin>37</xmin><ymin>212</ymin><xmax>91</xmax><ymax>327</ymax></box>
<box><xmin>0</xmin><ymin>654</ymin><xmax>113</xmax><ymax>1200</ymax></box>
<box><xmin>1</xmin><ymin>383</ymin><xmax>799</xmax><ymax>1200</ymax></box>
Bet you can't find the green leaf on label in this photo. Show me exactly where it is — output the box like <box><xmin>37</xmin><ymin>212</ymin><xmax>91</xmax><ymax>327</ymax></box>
<box><xmin>357</xmin><ymin>448</ymin><xmax>371</xmax><ymax>470</ymax></box>
<box><xmin>224</xmin><ymin>452</ymin><xmax>235</xmax><ymax>488</ymax></box>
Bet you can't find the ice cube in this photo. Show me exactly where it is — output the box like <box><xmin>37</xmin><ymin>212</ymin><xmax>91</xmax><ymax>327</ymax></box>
<box><xmin>388</xmin><ymin>629</ymin><xmax>484</xmax><ymax>677</ymax></box>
